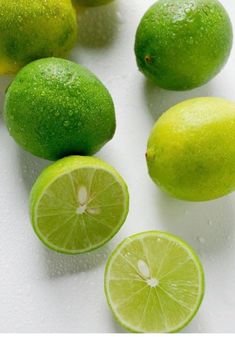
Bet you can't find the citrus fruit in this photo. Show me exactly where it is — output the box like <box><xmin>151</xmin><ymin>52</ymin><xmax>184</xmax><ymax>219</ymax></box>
<box><xmin>30</xmin><ymin>156</ymin><xmax>129</xmax><ymax>254</ymax></box>
<box><xmin>146</xmin><ymin>97</ymin><xmax>235</xmax><ymax>201</ymax></box>
<box><xmin>105</xmin><ymin>231</ymin><xmax>204</xmax><ymax>333</ymax></box>
<box><xmin>135</xmin><ymin>0</ymin><xmax>233</xmax><ymax>90</ymax></box>
<box><xmin>73</xmin><ymin>0</ymin><xmax>113</xmax><ymax>7</ymax></box>
<box><xmin>0</xmin><ymin>0</ymin><xmax>77</xmax><ymax>74</ymax></box>
<box><xmin>4</xmin><ymin>57</ymin><xmax>116</xmax><ymax>160</ymax></box>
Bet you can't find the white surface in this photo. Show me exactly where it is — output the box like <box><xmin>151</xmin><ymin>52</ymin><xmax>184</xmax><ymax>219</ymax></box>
<box><xmin>0</xmin><ymin>0</ymin><xmax>235</xmax><ymax>333</ymax></box>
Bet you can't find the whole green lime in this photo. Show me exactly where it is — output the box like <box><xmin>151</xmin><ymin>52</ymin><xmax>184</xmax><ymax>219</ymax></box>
<box><xmin>4</xmin><ymin>58</ymin><xmax>116</xmax><ymax>160</ymax></box>
<box><xmin>0</xmin><ymin>0</ymin><xmax>77</xmax><ymax>74</ymax></box>
<box><xmin>135</xmin><ymin>0</ymin><xmax>233</xmax><ymax>90</ymax></box>
<box><xmin>73</xmin><ymin>0</ymin><xmax>113</xmax><ymax>7</ymax></box>
<box><xmin>146</xmin><ymin>97</ymin><xmax>235</xmax><ymax>201</ymax></box>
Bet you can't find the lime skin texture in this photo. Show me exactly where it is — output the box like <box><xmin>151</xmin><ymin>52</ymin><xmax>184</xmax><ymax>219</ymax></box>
<box><xmin>0</xmin><ymin>0</ymin><xmax>77</xmax><ymax>74</ymax></box>
<box><xmin>4</xmin><ymin>57</ymin><xmax>116</xmax><ymax>161</ymax></box>
<box><xmin>135</xmin><ymin>0</ymin><xmax>233</xmax><ymax>91</ymax></box>
<box><xmin>73</xmin><ymin>0</ymin><xmax>113</xmax><ymax>7</ymax></box>
<box><xmin>30</xmin><ymin>155</ymin><xmax>129</xmax><ymax>254</ymax></box>
<box><xmin>146</xmin><ymin>97</ymin><xmax>235</xmax><ymax>202</ymax></box>
<box><xmin>104</xmin><ymin>231</ymin><xmax>205</xmax><ymax>333</ymax></box>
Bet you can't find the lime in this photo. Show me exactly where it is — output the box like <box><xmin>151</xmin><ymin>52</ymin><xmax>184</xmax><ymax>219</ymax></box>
<box><xmin>73</xmin><ymin>0</ymin><xmax>113</xmax><ymax>7</ymax></box>
<box><xmin>135</xmin><ymin>0</ymin><xmax>233</xmax><ymax>90</ymax></box>
<box><xmin>4</xmin><ymin>58</ymin><xmax>116</xmax><ymax>160</ymax></box>
<box><xmin>30</xmin><ymin>156</ymin><xmax>129</xmax><ymax>254</ymax></box>
<box><xmin>105</xmin><ymin>231</ymin><xmax>204</xmax><ymax>333</ymax></box>
<box><xmin>146</xmin><ymin>97</ymin><xmax>235</xmax><ymax>201</ymax></box>
<box><xmin>0</xmin><ymin>0</ymin><xmax>77</xmax><ymax>74</ymax></box>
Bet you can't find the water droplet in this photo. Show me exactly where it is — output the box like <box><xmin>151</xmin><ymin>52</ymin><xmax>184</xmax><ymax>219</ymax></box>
<box><xmin>189</xmin><ymin>37</ymin><xmax>194</xmax><ymax>45</ymax></box>
<box><xmin>208</xmin><ymin>220</ymin><xmax>213</xmax><ymax>227</ymax></box>
<box><xmin>116</xmin><ymin>11</ymin><xmax>126</xmax><ymax>24</ymax></box>
<box><xmin>197</xmin><ymin>236</ymin><xmax>205</xmax><ymax>244</ymax></box>
<box><xmin>63</xmin><ymin>121</ymin><xmax>70</xmax><ymax>127</ymax></box>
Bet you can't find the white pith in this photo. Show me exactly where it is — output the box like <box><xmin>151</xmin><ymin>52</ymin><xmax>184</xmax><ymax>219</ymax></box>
<box><xmin>76</xmin><ymin>185</ymin><xmax>101</xmax><ymax>216</ymax></box>
<box><xmin>137</xmin><ymin>259</ymin><xmax>159</xmax><ymax>288</ymax></box>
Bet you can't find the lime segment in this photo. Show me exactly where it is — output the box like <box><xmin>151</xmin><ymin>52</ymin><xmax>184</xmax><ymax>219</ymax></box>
<box><xmin>30</xmin><ymin>156</ymin><xmax>129</xmax><ymax>254</ymax></box>
<box><xmin>105</xmin><ymin>231</ymin><xmax>204</xmax><ymax>333</ymax></box>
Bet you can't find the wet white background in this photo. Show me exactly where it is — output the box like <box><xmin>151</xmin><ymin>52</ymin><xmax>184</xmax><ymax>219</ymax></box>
<box><xmin>0</xmin><ymin>0</ymin><xmax>235</xmax><ymax>333</ymax></box>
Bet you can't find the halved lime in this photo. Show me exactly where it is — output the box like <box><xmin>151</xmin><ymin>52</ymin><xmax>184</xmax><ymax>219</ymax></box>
<box><xmin>30</xmin><ymin>156</ymin><xmax>129</xmax><ymax>254</ymax></box>
<box><xmin>104</xmin><ymin>231</ymin><xmax>205</xmax><ymax>333</ymax></box>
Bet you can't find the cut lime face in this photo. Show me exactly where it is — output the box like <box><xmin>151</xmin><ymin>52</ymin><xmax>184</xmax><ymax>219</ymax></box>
<box><xmin>30</xmin><ymin>156</ymin><xmax>129</xmax><ymax>254</ymax></box>
<box><xmin>105</xmin><ymin>231</ymin><xmax>205</xmax><ymax>333</ymax></box>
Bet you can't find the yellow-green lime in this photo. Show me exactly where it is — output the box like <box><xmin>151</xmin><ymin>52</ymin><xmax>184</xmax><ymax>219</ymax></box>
<box><xmin>73</xmin><ymin>0</ymin><xmax>113</xmax><ymax>7</ymax></box>
<box><xmin>146</xmin><ymin>97</ymin><xmax>235</xmax><ymax>201</ymax></box>
<box><xmin>4</xmin><ymin>57</ymin><xmax>116</xmax><ymax>160</ymax></box>
<box><xmin>105</xmin><ymin>231</ymin><xmax>204</xmax><ymax>333</ymax></box>
<box><xmin>135</xmin><ymin>0</ymin><xmax>233</xmax><ymax>90</ymax></box>
<box><xmin>0</xmin><ymin>0</ymin><xmax>77</xmax><ymax>74</ymax></box>
<box><xmin>30</xmin><ymin>156</ymin><xmax>129</xmax><ymax>254</ymax></box>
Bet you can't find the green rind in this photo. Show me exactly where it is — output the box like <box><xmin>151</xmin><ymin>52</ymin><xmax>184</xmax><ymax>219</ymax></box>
<box><xmin>135</xmin><ymin>0</ymin><xmax>233</xmax><ymax>91</ymax></box>
<box><xmin>104</xmin><ymin>231</ymin><xmax>205</xmax><ymax>333</ymax></box>
<box><xmin>0</xmin><ymin>0</ymin><xmax>77</xmax><ymax>74</ymax></box>
<box><xmin>30</xmin><ymin>156</ymin><xmax>129</xmax><ymax>254</ymax></box>
<box><xmin>4</xmin><ymin>57</ymin><xmax>116</xmax><ymax>160</ymax></box>
<box><xmin>146</xmin><ymin>97</ymin><xmax>235</xmax><ymax>202</ymax></box>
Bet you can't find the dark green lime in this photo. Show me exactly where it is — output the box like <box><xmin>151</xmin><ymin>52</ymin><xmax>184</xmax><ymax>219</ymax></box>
<box><xmin>4</xmin><ymin>57</ymin><xmax>116</xmax><ymax>160</ymax></box>
<box><xmin>135</xmin><ymin>0</ymin><xmax>233</xmax><ymax>90</ymax></box>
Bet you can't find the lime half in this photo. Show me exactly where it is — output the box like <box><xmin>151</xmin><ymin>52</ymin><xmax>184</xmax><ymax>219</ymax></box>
<box><xmin>30</xmin><ymin>156</ymin><xmax>129</xmax><ymax>254</ymax></box>
<box><xmin>105</xmin><ymin>231</ymin><xmax>204</xmax><ymax>333</ymax></box>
